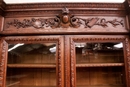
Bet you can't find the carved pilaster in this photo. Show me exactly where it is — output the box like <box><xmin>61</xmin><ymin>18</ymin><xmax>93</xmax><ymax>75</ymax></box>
<box><xmin>70</xmin><ymin>39</ymin><xmax>75</xmax><ymax>87</ymax></box>
<box><xmin>64</xmin><ymin>36</ymin><xmax>71</xmax><ymax>87</ymax></box>
<box><xmin>57</xmin><ymin>36</ymin><xmax>64</xmax><ymax>87</ymax></box>
<box><xmin>125</xmin><ymin>38</ymin><xmax>130</xmax><ymax>87</ymax></box>
<box><xmin>0</xmin><ymin>39</ymin><xmax>8</xmax><ymax>87</ymax></box>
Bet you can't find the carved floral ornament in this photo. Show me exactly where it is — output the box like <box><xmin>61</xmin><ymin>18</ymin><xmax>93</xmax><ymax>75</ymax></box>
<box><xmin>6</xmin><ymin>7</ymin><xmax>124</xmax><ymax>29</ymax></box>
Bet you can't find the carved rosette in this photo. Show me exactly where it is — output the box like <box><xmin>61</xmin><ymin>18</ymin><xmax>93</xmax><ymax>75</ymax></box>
<box><xmin>6</xmin><ymin>8</ymin><xmax>124</xmax><ymax>29</ymax></box>
<box><xmin>5</xmin><ymin>36</ymin><xmax>63</xmax><ymax>87</ymax></box>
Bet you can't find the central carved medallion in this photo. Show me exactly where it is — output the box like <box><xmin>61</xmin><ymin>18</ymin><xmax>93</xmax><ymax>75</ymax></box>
<box><xmin>55</xmin><ymin>7</ymin><xmax>80</xmax><ymax>28</ymax></box>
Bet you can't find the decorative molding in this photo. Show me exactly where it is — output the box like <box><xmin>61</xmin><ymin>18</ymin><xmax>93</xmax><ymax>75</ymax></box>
<box><xmin>72</xmin><ymin>37</ymin><xmax>125</xmax><ymax>41</ymax></box>
<box><xmin>5</xmin><ymin>37</ymin><xmax>59</xmax><ymax>42</ymax></box>
<box><xmin>125</xmin><ymin>38</ymin><xmax>130</xmax><ymax>86</ymax></box>
<box><xmin>6</xmin><ymin>8</ymin><xmax>124</xmax><ymax>29</ymax></box>
<box><xmin>6</xmin><ymin>3</ymin><xmax>124</xmax><ymax>10</ymax></box>
<box><xmin>64</xmin><ymin>37</ymin><xmax>67</xmax><ymax>87</ymax></box>
<box><xmin>64</xmin><ymin>37</ymin><xmax>70</xmax><ymax>87</ymax></box>
<box><xmin>76</xmin><ymin>63</ymin><xmax>124</xmax><ymax>67</ymax></box>
<box><xmin>5</xmin><ymin>10</ymin><xmax>125</xmax><ymax>17</ymax></box>
<box><xmin>5</xmin><ymin>3</ymin><xmax>125</xmax><ymax>17</ymax></box>
<box><xmin>57</xmin><ymin>37</ymin><xmax>62</xmax><ymax>87</ymax></box>
<box><xmin>0</xmin><ymin>40</ymin><xmax>7</xmax><ymax>87</ymax></box>
<box><xmin>70</xmin><ymin>39</ymin><xmax>75</xmax><ymax>87</ymax></box>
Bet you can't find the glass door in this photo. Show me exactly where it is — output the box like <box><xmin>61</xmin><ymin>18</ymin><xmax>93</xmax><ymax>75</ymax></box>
<box><xmin>69</xmin><ymin>35</ymin><xmax>128</xmax><ymax>87</ymax></box>
<box><xmin>4</xmin><ymin>36</ymin><xmax>64</xmax><ymax>87</ymax></box>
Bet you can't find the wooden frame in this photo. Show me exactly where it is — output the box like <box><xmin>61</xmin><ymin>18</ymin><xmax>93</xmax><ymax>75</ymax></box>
<box><xmin>0</xmin><ymin>0</ymin><xmax>130</xmax><ymax>87</ymax></box>
<box><xmin>0</xmin><ymin>36</ymin><xmax>64</xmax><ymax>87</ymax></box>
<box><xmin>68</xmin><ymin>35</ymin><xmax>130</xmax><ymax>87</ymax></box>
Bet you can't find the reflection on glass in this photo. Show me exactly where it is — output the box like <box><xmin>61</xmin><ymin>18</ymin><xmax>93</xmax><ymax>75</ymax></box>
<box><xmin>75</xmin><ymin>42</ymin><xmax>124</xmax><ymax>63</ymax></box>
<box><xmin>6</xmin><ymin>43</ymin><xmax>57</xmax><ymax>87</ymax></box>
<box><xmin>75</xmin><ymin>42</ymin><xmax>126</xmax><ymax>87</ymax></box>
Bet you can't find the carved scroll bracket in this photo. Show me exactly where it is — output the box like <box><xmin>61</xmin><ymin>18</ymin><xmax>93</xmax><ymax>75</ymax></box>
<box><xmin>6</xmin><ymin>7</ymin><xmax>124</xmax><ymax>29</ymax></box>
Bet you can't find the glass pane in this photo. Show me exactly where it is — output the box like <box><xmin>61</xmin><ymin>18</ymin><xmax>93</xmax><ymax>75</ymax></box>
<box><xmin>75</xmin><ymin>42</ymin><xmax>124</xmax><ymax>63</ymax></box>
<box><xmin>6</xmin><ymin>43</ymin><xmax>57</xmax><ymax>87</ymax></box>
<box><xmin>75</xmin><ymin>42</ymin><xmax>126</xmax><ymax>87</ymax></box>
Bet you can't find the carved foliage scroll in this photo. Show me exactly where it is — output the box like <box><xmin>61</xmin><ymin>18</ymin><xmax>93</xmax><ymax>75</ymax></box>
<box><xmin>6</xmin><ymin>8</ymin><xmax>124</xmax><ymax>29</ymax></box>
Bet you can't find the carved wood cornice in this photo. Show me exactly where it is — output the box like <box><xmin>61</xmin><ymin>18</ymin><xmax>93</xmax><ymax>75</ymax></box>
<box><xmin>4</xmin><ymin>10</ymin><xmax>126</xmax><ymax>17</ymax></box>
<box><xmin>4</xmin><ymin>3</ymin><xmax>126</xmax><ymax>17</ymax></box>
<box><xmin>5</xmin><ymin>3</ymin><xmax>124</xmax><ymax>11</ymax></box>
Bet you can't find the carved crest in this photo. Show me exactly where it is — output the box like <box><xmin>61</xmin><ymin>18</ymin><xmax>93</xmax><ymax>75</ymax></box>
<box><xmin>55</xmin><ymin>7</ymin><xmax>80</xmax><ymax>28</ymax></box>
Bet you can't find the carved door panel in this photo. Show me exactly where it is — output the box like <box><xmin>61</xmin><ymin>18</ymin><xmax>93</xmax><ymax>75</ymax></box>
<box><xmin>0</xmin><ymin>36</ymin><xmax>64</xmax><ymax>87</ymax></box>
<box><xmin>67</xmin><ymin>35</ymin><xmax>130</xmax><ymax>87</ymax></box>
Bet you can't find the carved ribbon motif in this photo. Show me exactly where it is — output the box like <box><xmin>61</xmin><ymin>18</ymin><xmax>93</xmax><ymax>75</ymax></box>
<box><xmin>6</xmin><ymin>7</ymin><xmax>124</xmax><ymax>29</ymax></box>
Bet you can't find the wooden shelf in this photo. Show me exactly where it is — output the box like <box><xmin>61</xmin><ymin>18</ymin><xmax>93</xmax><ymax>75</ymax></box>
<box><xmin>7</xmin><ymin>85</ymin><xmax>55</xmax><ymax>87</ymax></box>
<box><xmin>6</xmin><ymin>85</ymin><xmax>125</xmax><ymax>87</ymax></box>
<box><xmin>76</xmin><ymin>63</ymin><xmax>124</xmax><ymax>67</ymax></box>
<box><xmin>7</xmin><ymin>64</ymin><xmax>56</xmax><ymax>68</ymax></box>
<box><xmin>77</xmin><ymin>85</ymin><xmax>125</xmax><ymax>87</ymax></box>
<box><xmin>6</xmin><ymin>81</ymin><xmax>20</xmax><ymax>87</ymax></box>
